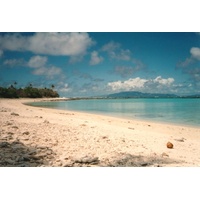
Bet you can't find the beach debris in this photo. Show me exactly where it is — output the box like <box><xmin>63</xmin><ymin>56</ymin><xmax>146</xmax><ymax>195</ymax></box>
<box><xmin>43</xmin><ymin>120</ymin><xmax>49</xmax><ymax>124</ymax></box>
<box><xmin>128</xmin><ymin>127</ymin><xmax>135</xmax><ymax>130</ymax></box>
<box><xmin>11</xmin><ymin>112</ymin><xmax>19</xmax><ymax>116</ymax></box>
<box><xmin>167</xmin><ymin>142</ymin><xmax>174</xmax><ymax>149</ymax></box>
<box><xmin>174</xmin><ymin>138</ymin><xmax>185</xmax><ymax>142</ymax></box>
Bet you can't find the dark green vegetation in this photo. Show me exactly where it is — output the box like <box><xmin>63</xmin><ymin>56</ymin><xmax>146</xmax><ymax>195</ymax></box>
<box><xmin>0</xmin><ymin>84</ymin><xmax>59</xmax><ymax>98</ymax></box>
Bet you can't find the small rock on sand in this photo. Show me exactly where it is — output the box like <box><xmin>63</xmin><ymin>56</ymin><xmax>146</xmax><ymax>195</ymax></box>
<box><xmin>11</xmin><ymin>112</ymin><xmax>19</xmax><ymax>116</ymax></box>
<box><xmin>74</xmin><ymin>156</ymin><xmax>99</xmax><ymax>164</ymax></box>
<box><xmin>23</xmin><ymin>131</ymin><xmax>30</xmax><ymax>135</ymax></box>
<box><xmin>167</xmin><ymin>142</ymin><xmax>173</xmax><ymax>149</ymax></box>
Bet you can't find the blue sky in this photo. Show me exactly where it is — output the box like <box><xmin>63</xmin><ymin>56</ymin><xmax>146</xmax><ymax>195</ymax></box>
<box><xmin>0</xmin><ymin>32</ymin><xmax>200</xmax><ymax>97</ymax></box>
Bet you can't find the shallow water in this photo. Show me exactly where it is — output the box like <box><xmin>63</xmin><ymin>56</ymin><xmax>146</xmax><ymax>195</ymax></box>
<box><xmin>30</xmin><ymin>98</ymin><xmax>200</xmax><ymax>127</ymax></box>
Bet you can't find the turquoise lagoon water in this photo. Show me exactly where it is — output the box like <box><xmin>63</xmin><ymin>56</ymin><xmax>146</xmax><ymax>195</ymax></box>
<box><xmin>30</xmin><ymin>98</ymin><xmax>200</xmax><ymax>127</ymax></box>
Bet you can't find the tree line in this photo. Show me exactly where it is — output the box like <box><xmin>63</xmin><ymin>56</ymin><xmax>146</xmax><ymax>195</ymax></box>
<box><xmin>0</xmin><ymin>83</ymin><xmax>59</xmax><ymax>98</ymax></box>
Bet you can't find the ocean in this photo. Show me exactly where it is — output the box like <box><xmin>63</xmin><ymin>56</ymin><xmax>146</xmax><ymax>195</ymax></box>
<box><xmin>29</xmin><ymin>98</ymin><xmax>200</xmax><ymax>127</ymax></box>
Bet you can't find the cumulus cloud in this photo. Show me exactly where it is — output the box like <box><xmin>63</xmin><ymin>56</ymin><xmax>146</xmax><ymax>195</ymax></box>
<box><xmin>108</xmin><ymin>77</ymin><xmax>148</xmax><ymax>91</ymax></box>
<box><xmin>0</xmin><ymin>32</ymin><xmax>93</xmax><ymax>56</ymax></box>
<box><xmin>190</xmin><ymin>47</ymin><xmax>200</xmax><ymax>60</ymax></box>
<box><xmin>89</xmin><ymin>51</ymin><xmax>103</xmax><ymax>65</ymax></box>
<box><xmin>107</xmin><ymin>76</ymin><xmax>175</xmax><ymax>92</ymax></box>
<box><xmin>153</xmin><ymin>76</ymin><xmax>174</xmax><ymax>85</ymax></box>
<box><xmin>28</xmin><ymin>55</ymin><xmax>48</xmax><ymax>68</ymax></box>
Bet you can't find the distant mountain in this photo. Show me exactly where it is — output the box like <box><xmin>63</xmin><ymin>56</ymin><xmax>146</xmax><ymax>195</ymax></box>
<box><xmin>105</xmin><ymin>91</ymin><xmax>179</xmax><ymax>98</ymax></box>
<box><xmin>183</xmin><ymin>94</ymin><xmax>200</xmax><ymax>98</ymax></box>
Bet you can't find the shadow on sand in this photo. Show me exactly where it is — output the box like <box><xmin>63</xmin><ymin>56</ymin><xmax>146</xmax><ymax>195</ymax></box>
<box><xmin>101</xmin><ymin>153</ymin><xmax>182</xmax><ymax>167</ymax></box>
<box><xmin>0</xmin><ymin>140</ymin><xmax>55</xmax><ymax>167</ymax></box>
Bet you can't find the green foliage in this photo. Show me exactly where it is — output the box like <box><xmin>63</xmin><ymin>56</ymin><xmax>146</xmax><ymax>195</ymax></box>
<box><xmin>0</xmin><ymin>85</ymin><xmax>59</xmax><ymax>98</ymax></box>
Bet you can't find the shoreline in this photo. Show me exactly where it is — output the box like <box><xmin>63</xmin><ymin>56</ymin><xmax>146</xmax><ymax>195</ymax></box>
<box><xmin>1</xmin><ymin>98</ymin><xmax>200</xmax><ymax>167</ymax></box>
<box><xmin>27</xmin><ymin>97</ymin><xmax>200</xmax><ymax>129</ymax></box>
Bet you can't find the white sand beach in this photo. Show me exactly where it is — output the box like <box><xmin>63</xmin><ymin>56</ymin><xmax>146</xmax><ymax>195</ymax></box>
<box><xmin>0</xmin><ymin>98</ymin><xmax>200</xmax><ymax>167</ymax></box>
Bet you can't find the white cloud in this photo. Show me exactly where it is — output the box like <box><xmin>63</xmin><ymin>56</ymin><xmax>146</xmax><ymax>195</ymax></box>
<box><xmin>0</xmin><ymin>33</ymin><xmax>27</xmax><ymax>51</ymax></box>
<box><xmin>0</xmin><ymin>33</ymin><xmax>93</xmax><ymax>56</ymax></box>
<box><xmin>89</xmin><ymin>51</ymin><xmax>103</xmax><ymax>65</ymax></box>
<box><xmin>107</xmin><ymin>76</ymin><xmax>175</xmax><ymax>92</ymax></box>
<box><xmin>108</xmin><ymin>77</ymin><xmax>147</xmax><ymax>91</ymax></box>
<box><xmin>28</xmin><ymin>55</ymin><xmax>48</xmax><ymax>68</ymax></box>
<box><xmin>153</xmin><ymin>76</ymin><xmax>174</xmax><ymax>85</ymax></box>
<box><xmin>190</xmin><ymin>47</ymin><xmax>200</xmax><ymax>60</ymax></box>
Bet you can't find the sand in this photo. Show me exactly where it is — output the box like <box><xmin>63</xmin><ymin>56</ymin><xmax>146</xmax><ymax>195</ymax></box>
<box><xmin>0</xmin><ymin>98</ymin><xmax>200</xmax><ymax>167</ymax></box>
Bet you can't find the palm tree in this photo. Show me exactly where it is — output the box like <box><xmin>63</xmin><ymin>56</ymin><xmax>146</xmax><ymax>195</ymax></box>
<box><xmin>51</xmin><ymin>84</ymin><xmax>55</xmax><ymax>90</ymax></box>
